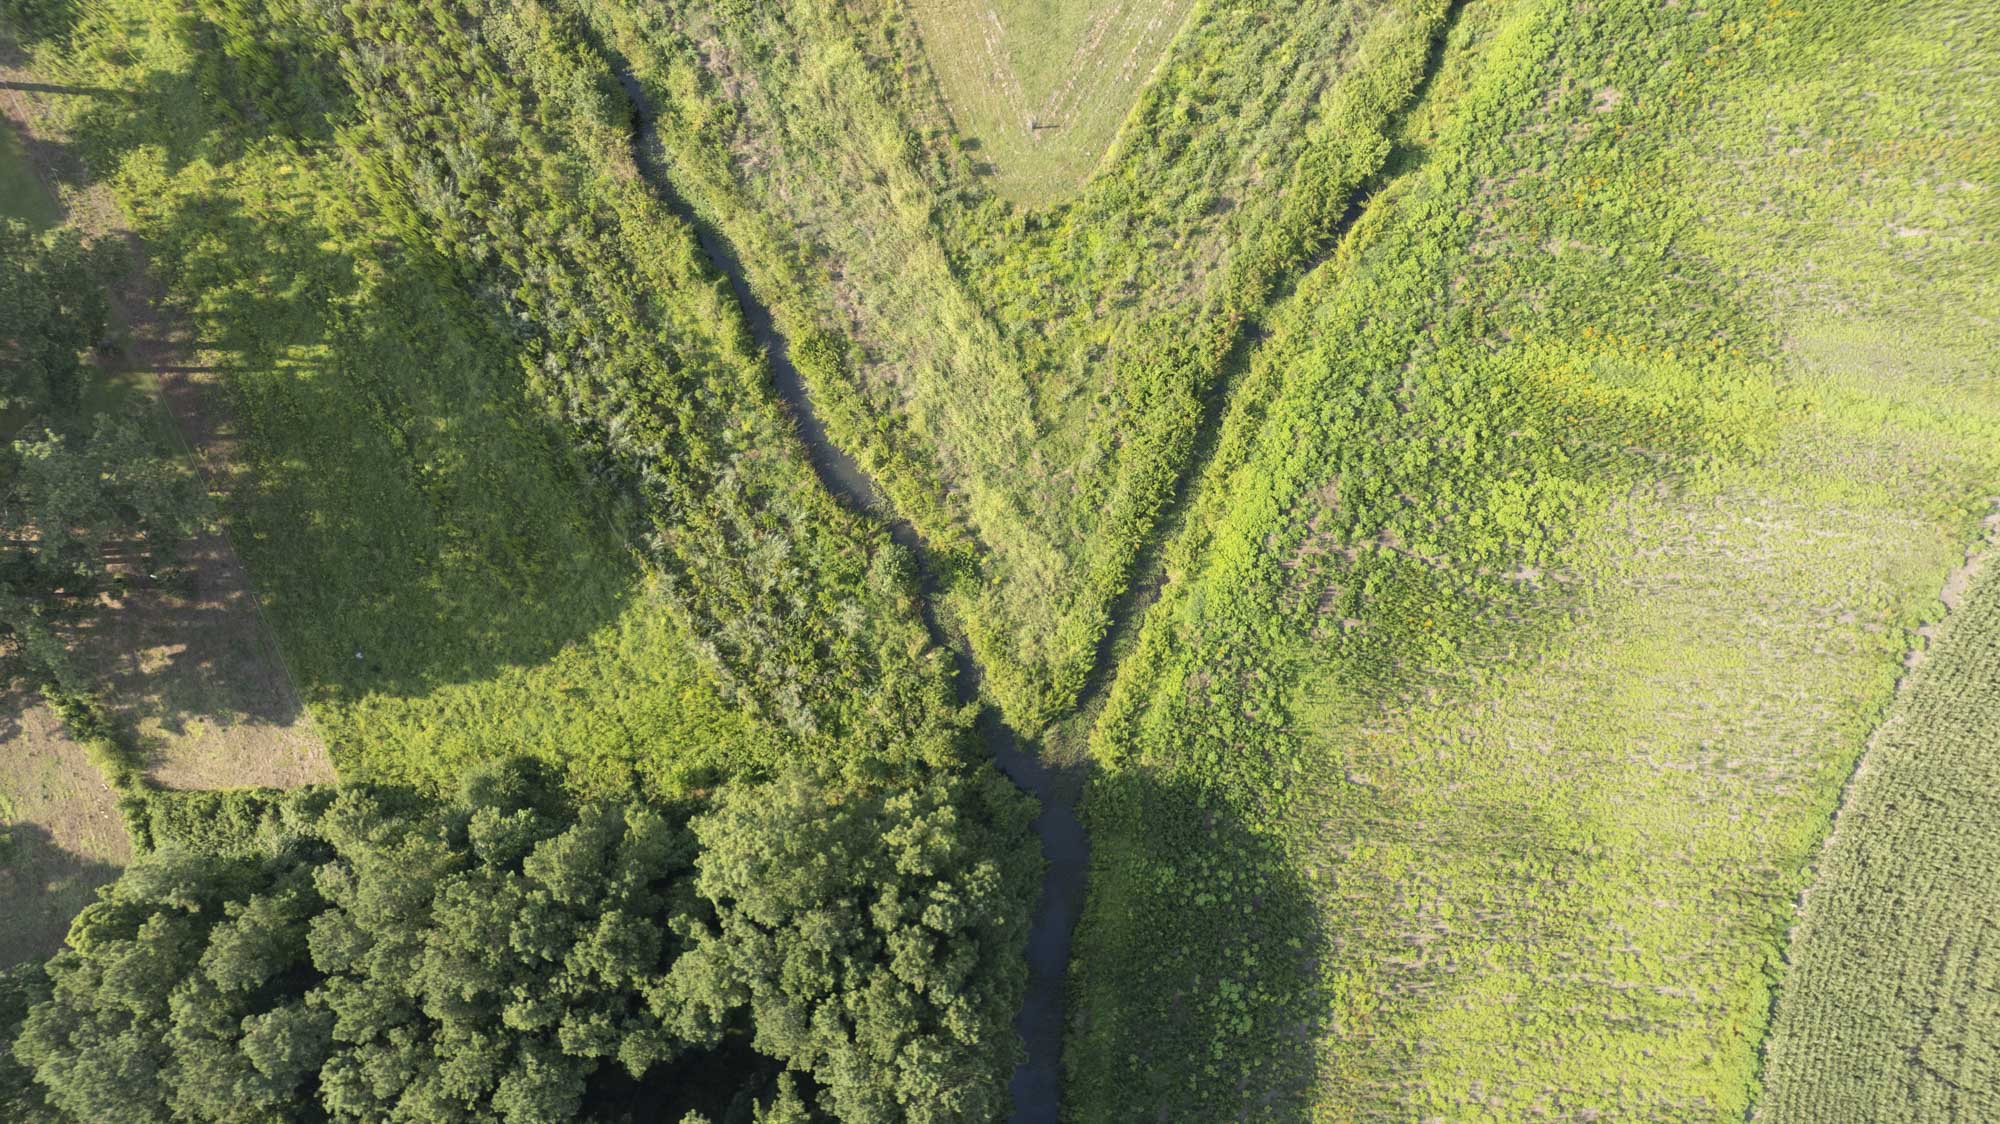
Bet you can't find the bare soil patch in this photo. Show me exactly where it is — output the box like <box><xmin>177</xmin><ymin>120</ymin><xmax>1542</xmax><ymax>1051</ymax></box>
<box><xmin>1</xmin><ymin>51</ymin><xmax>332</xmax><ymax>965</ymax></box>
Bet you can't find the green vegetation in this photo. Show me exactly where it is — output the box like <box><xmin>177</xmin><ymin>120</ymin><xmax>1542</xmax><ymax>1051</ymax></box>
<box><xmin>2</xmin><ymin>762</ymin><xmax>1036</xmax><ymax>1122</ymax></box>
<box><xmin>680</xmin><ymin>769</ymin><xmax>1037</xmax><ymax>1123</ymax></box>
<box><xmin>6</xmin><ymin>0</ymin><xmax>1997</xmax><ymax>1119</ymax></box>
<box><xmin>587</xmin><ymin>0</ymin><xmax>1455</xmax><ymax>729</ymax></box>
<box><xmin>7</xmin><ymin>4</ymin><xmax>1044</xmax><ymax>1112</ymax></box>
<box><xmin>0</xmin><ymin>120</ymin><xmax>58</xmax><ymax>225</ymax></box>
<box><xmin>1071</xmin><ymin>0</ymin><xmax>2000</xmax><ymax>1117</ymax></box>
<box><xmin>19</xmin><ymin>0</ymin><xmax>967</xmax><ymax>795</ymax></box>
<box><xmin>1757</xmin><ymin>562</ymin><xmax>2000</xmax><ymax>1121</ymax></box>
<box><xmin>119</xmin><ymin>786</ymin><xmax>291</xmax><ymax>858</ymax></box>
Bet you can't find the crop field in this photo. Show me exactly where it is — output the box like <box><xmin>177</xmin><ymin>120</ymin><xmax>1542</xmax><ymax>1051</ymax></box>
<box><xmin>905</xmin><ymin>0</ymin><xmax>1198</xmax><ymax>203</ymax></box>
<box><xmin>1758</xmin><ymin>552</ymin><xmax>2000</xmax><ymax>1122</ymax></box>
<box><xmin>4</xmin><ymin>0</ymin><xmax>1997</xmax><ymax>1120</ymax></box>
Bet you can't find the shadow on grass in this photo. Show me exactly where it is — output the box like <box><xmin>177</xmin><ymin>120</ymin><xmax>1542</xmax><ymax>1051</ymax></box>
<box><xmin>1065</xmin><ymin>766</ymin><xmax>1325</xmax><ymax>1120</ymax></box>
<box><xmin>8</xmin><ymin>29</ymin><xmax>644</xmax><ymax>724</ymax></box>
<box><xmin>124</xmin><ymin>177</ymin><xmax>642</xmax><ymax>713</ymax></box>
<box><xmin>0</xmin><ymin>821</ymin><xmax>121</xmax><ymax>969</ymax></box>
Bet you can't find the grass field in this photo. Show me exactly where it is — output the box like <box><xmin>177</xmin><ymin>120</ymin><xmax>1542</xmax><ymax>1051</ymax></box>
<box><xmin>1068</xmin><ymin>0</ymin><xmax>2000</xmax><ymax>1117</ymax></box>
<box><xmin>587</xmin><ymin>0</ymin><xmax>1455</xmax><ymax>730</ymax></box>
<box><xmin>1757</xmin><ymin>545</ymin><xmax>2000</xmax><ymax>1122</ymax></box>
<box><xmin>13</xmin><ymin>0</ymin><xmax>967</xmax><ymax>798</ymax></box>
<box><xmin>906</xmin><ymin>0</ymin><xmax>1198</xmax><ymax>204</ymax></box>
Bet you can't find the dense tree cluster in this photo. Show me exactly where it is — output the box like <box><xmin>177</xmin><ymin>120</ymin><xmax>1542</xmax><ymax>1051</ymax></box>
<box><xmin>680</xmin><ymin>774</ymin><xmax>1033</xmax><ymax>1124</ymax></box>
<box><xmin>0</xmin><ymin>764</ymin><xmax>1036</xmax><ymax>1122</ymax></box>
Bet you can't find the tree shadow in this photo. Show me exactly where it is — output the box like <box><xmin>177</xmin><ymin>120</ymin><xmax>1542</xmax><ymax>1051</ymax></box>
<box><xmin>588</xmin><ymin>1031</ymin><xmax>792</xmax><ymax>1124</ymax></box>
<box><xmin>0</xmin><ymin>78</ymin><xmax>117</xmax><ymax>96</ymax></box>
<box><xmin>0</xmin><ymin>680</ymin><xmax>29</xmax><ymax>743</ymax></box>
<box><xmin>0</xmin><ymin>820</ymin><xmax>122</xmax><ymax>968</ymax></box>
<box><xmin>122</xmin><ymin>185</ymin><xmax>641</xmax><ymax>711</ymax></box>
<box><xmin>1065</xmin><ymin>766</ymin><xmax>1327</xmax><ymax>1120</ymax></box>
<box><xmin>8</xmin><ymin>31</ymin><xmax>641</xmax><ymax>727</ymax></box>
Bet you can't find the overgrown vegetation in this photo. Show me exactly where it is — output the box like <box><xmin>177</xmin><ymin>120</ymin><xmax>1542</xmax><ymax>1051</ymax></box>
<box><xmin>1071</xmin><ymin>0</ymin><xmax>2000</xmax><ymax>1117</ymax></box>
<box><xmin>581</xmin><ymin>0</ymin><xmax>1456</xmax><ymax>729</ymax></box>
<box><xmin>1</xmin><ymin>762</ymin><xmax>1037</xmax><ymax>1123</ymax></box>
<box><xmin>16</xmin><ymin>0</ymin><xmax>972</xmax><ymax>795</ymax></box>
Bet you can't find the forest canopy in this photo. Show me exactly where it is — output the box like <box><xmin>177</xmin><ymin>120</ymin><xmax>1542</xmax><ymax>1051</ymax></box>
<box><xmin>0</xmin><ymin>763</ymin><xmax>1037</xmax><ymax>1123</ymax></box>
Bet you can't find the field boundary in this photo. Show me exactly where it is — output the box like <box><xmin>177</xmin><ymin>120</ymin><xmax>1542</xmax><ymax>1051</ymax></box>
<box><xmin>1747</xmin><ymin>501</ymin><xmax>2000</xmax><ymax>1118</ymax></box>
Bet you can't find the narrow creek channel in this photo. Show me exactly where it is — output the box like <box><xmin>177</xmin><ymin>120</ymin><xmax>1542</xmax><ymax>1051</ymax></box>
<box><xmin>617</xmin><ymin>73</ymin><xmax>1087</xmax><ymax>1124</ymax></box>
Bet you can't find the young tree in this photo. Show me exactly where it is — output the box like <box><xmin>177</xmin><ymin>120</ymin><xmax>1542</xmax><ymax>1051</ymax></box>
<box><xmin>0</xmin><ymin>963</ymin><xmax>57</xmax><ymax>1123</ymax></box>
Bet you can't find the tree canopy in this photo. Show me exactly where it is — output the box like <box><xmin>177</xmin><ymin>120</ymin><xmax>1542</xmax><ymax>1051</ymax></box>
<box><xmin>679</xmin><ymin>772</ymin><xmax>1036</xmax><ymax>1124</ymax></box>
<box><xmin>2</xmin><ymin>764</ymin><xmax>1036</xmax><ymax>1122</ymax></box>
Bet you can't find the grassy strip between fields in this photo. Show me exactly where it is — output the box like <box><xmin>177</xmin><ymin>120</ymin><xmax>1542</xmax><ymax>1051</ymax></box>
<box><xmin>580</xmin><ymin>0</ymin><xmax>1456</xmax><ymax>731</ymax></box>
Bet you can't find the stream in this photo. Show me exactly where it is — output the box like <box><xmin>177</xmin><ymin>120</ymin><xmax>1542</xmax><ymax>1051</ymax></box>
<box><xmin>617</xmin><ymin>72</ymin><xmax>1088</xmax><ymax>1124</ymax></box>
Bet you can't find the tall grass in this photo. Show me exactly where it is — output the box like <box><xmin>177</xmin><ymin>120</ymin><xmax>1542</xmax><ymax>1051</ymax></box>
<box><xmin>1071</xmin><ymin>0</ymin><xmax>2000</xmax><ymax>1116</ymax></box>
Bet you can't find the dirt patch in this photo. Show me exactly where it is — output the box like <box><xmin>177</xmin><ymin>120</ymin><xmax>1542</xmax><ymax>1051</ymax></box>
<box><xmin>0</xmin><ymin>59</ymin><xmax>332</xmax><ymax>793</ymax></box>
<box><xmin>79</xmin><ymin>530</ymin><xmax>331</xmax><ymax>789</ymax></box>
<box><xmin>0</xmin><ymin>692</ymin><xmax>129</xmax><ymax>967</ymax></box>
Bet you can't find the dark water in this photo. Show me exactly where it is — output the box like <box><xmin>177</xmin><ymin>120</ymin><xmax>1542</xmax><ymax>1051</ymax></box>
<box><xmin>616</xmin><ymin>72</ymin><xmax>1086</xmax><ymax>1124</ymax></box>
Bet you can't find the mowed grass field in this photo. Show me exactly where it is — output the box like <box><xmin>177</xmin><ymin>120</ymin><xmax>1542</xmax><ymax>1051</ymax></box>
<box><xmin>1070</xmin><ymin>0</ymin><xmax>2000</xmax><ymax>1118</ymax></box>
<box><xmin>906</xmin><ymin>0</ymin><xmax>1198</xmax><ymax>203</ymax></box>
<box><xmin>1758</xmin><ymin>549</ymin><xmax>2000</xmax><ymax>1122</ymax></box>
